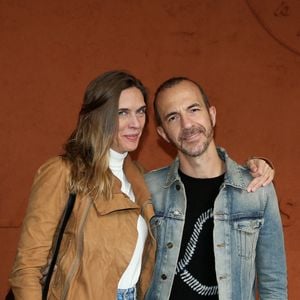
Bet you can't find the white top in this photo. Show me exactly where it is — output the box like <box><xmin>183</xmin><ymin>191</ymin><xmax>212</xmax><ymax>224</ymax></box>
<box><xmin>109</xmin><ymin>149</ymin><xmax>148</xmax><ymax>289</ymax></box>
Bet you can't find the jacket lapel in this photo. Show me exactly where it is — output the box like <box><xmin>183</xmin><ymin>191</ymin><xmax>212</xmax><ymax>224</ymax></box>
<box><xmin>123</xmin><ymin>155</ymin><xmax>154</xmax><ymax>223</ymax></box>
<box><xmin>92</xmin><ymin>155</ymin><xmax>153</xmax><ymax>219</ymax></box>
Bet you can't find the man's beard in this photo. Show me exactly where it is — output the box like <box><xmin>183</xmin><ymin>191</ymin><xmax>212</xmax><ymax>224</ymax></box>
<box><xmin>176</xmin><ymin>123</ymin><xmax>214</xmax><ymax>157</ymax></box>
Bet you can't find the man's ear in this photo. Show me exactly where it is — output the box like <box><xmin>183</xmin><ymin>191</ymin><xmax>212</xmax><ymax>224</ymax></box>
<box><xmin>209</xmin><ymin>106</ymin><xmax>216</xmax><ymax>127</ymax></box>
<box><xmin>157</xmin><ymin>126</ymin><xmax>170</xmax><ymax>143</ymax></box>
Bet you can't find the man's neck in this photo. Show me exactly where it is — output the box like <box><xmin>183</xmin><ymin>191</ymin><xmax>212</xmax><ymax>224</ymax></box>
<box><xmin>178</xmin><ymin>143</ymin><xmax>225</xmax><ymax>179</ymax></box>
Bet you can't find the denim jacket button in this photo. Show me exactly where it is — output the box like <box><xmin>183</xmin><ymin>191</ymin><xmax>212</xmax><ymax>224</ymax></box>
<box><xmin>173</xmin><ymin>210</ymin><xmax>181</xmax><ymax>216</ymax></box>
<box><xmin>166</xmin><ymin>242</ymin><xmax>173</xmax><ymax>249</ymax></box>
<box><xmin>161</xmin><ymin>274</ymin><xmax>167</xmax><ymax>280</ymax></box>
<box><xmin>175</xmin><ymin>184</ymin><xmax>181</xmax><ymax>191</ymax></box>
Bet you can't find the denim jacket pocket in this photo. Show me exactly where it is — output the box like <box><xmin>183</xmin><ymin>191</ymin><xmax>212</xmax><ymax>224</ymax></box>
<box><xmin>233</xmin><ymin>219</ymin><xmax>264</xmax><ymax>259</ymax></box>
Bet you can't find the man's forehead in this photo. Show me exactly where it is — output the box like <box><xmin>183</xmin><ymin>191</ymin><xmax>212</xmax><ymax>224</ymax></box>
<box><xmin>158</xmin><ymin>86</ymin><xmax>205</xmax><ymax>108</ymax></box>
<box><xmin>162</xmin><ymin>80</ymin><xmax>202</xmax><ymax>98</ymax></box>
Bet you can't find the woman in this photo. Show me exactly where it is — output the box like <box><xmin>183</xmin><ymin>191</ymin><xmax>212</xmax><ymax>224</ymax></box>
<box><xmin>9</xmin><ymin>70</ymin><xmax>273</xmax><ymax>299</ymax></box>
<box><xmin>9</xmin><ymin>71</ymin><xmax>155</xmax><ymax>299</ymax></box>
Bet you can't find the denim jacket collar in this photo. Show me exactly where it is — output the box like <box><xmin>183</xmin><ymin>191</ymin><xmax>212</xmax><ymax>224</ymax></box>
<box><xmin>217</xmin><ymin>147</ymin><xmax>249</xmax><ymax>191</ymax></box>
<box><xmin>164</xmin><ymin>147</ymin><xmax>249</xmax><ymax>191</ymax></box>
<box><xmin>164</xmin><ymin>158</ymin><xmax>181</xmax><ymax>187</ymax></box>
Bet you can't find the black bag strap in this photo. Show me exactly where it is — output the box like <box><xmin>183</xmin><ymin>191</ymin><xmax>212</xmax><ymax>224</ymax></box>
<box><xmin>42</xmin><ymin>193</ymin><xmax>77</xmax><ymax>300</ymax></box>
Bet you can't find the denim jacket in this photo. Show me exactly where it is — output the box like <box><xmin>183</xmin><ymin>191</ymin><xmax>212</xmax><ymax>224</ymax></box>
<box><xmin>144</xmin><ymin>148</ymin><xmax>287</xmax><ymax>300</ymax></box>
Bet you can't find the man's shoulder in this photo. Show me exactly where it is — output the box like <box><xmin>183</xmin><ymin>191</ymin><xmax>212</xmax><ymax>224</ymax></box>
<box><xmin>217</xmin><ymin>147</ymin><xmax>253</xmax><ymax>189</ymax></box>
<box><xmin>145</xmin><ymin>165</ymin><xmax>171</xmax><ymax>181</ymax></box>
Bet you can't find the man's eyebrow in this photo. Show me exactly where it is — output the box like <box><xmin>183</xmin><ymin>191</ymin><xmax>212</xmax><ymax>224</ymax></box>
<box><xmin>163</xmin><ymin>102</ymin><xmax>201</xmax><ymax>119</ymax></box>
<box><xmin>187</xmin><ymin>102</ymin><xmax>201</xmax><ymax>109</ymax></box>
<box><xmin>164</xmin><ymin>111</ymin><xmax>177</xmax><ymax>120</ymax></box>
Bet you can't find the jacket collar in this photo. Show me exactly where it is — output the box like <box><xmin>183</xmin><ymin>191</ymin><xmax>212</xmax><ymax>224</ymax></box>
<box><xmin>217</xmin><ymin>147</ymin><xmax>249</xmax><ymax>191</ymax></box>
<box><xmin>93</xmin><ymin>155</ymin><xmax>153</xmax><ymax>221</ymax></box>
<box><xmin>164</xmin><ymin>158</ymin><xmax>181</xmax><ymax>187</ymax></box>
<box><xmin>164</xmin><ymin>147</ymin><xmax>249</xmax><ymax>191</ymax></box>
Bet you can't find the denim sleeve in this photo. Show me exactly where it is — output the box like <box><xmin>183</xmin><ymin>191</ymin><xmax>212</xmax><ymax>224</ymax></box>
<box><xmin>255</xmin><ymin>183</ymin><xmax>288</xmax><ymax>299</ymax></box>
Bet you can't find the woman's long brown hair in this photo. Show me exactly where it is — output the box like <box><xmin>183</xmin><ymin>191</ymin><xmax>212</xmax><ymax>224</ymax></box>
<box><xmin>62</xmin><ymin>70</ymin><xmax>147</xmax><ymax>201</ymax></box>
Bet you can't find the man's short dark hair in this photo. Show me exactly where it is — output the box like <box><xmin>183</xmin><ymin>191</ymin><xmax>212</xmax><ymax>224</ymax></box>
<box><xmin>154</xmin><ymin>77</ymin><xmax>210</xmax><ymax>125</ymax></box>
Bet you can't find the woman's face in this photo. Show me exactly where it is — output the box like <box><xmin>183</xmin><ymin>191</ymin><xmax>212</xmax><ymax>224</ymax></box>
<box><xmin>111</xmin><ymin>87</ymin><xmax>147</xmax><ymax>153</ymax></box>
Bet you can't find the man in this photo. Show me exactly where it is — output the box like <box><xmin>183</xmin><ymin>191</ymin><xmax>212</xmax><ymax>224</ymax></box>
<box><xmin>144</xmin><ymin>77</ymin><xmax>287</xmax><ymax>299</ymax></box>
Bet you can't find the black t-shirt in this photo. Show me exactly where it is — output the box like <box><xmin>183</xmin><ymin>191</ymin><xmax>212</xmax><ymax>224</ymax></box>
<box><xmin>170</xmin><ymin>171</ymin><xmax>224</xmax><ymax>299</ymax></box>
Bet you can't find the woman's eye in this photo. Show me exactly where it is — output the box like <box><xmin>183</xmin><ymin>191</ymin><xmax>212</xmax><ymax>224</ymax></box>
<box><xmin>137</xmin><ymin>108</ymin><xmax>146</xmax><ymax>115</ymax></box>
<box><xmin>118</xmin><ymin>110</ymin><xmax>127</xmax><ymax>116</ymax></box>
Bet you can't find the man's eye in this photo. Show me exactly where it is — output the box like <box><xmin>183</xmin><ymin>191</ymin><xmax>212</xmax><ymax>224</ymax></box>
<box><xmin>167</xmin><ymin>115</ymin><xmax>177</xmax><ymax>122</ymax></box>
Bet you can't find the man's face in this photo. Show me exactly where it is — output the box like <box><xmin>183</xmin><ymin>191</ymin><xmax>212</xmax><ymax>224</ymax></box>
<box><xmin>156</xmin><ymin>80</ymin><xmax>216</xmax><ymax>157</ymax></box>
<box><xmin>111</xmin><ymin>87</ymin><xmax>147</xmax><ymax>153</ymax></box>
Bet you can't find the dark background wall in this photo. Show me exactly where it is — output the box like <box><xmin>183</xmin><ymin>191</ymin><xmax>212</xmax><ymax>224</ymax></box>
<box><xmin>1</xmin><ymin>0</ymin><xmax>299</xmax><ymax>298</ymax></box>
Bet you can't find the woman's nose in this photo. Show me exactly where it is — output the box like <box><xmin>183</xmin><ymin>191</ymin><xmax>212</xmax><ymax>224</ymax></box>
<box><xmin>128</xmin><ymin>114</ymin><xmax>141</xmax><ymax>128</ymax></box>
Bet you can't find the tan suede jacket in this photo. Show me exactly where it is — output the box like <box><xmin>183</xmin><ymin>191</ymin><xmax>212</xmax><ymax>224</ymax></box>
<box><xmin>9</xmin><ymin>156</ymin><xmax>155</xmax><ymax>299</ymax></box>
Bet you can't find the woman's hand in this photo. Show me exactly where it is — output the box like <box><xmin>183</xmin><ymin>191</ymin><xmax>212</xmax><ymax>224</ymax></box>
<box><xmin>246</xmin><ymin>158</ymin><xmax>275</xmax><ymax>192</ymax></box>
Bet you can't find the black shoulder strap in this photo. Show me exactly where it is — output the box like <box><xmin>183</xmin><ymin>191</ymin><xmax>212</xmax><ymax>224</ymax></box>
<box><xmin>42</xmin><ymin>193</ymin><xmax>77</xmax><ymax>300</ymax></box>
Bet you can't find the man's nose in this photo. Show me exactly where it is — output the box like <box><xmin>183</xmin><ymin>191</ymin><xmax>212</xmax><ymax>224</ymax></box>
<box><xmin>180</xmin><ymin>114</ymin><xmax>192</xmax><ymax>128</ymax></box>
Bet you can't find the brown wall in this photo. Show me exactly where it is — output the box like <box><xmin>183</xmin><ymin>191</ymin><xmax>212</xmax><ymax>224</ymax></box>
<box><xmin>1</xmin><ymin>0</ymin><xmax>299</xmax><ymax>298</ymax></box>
